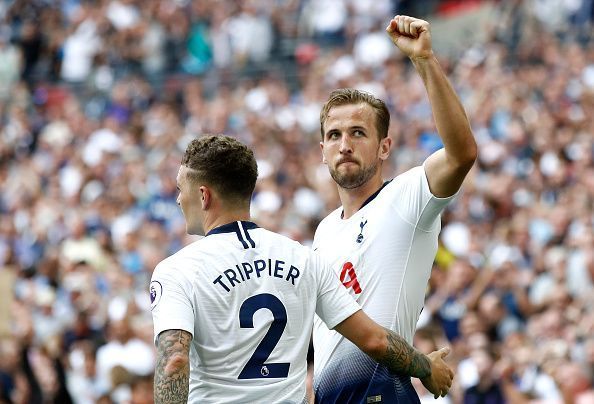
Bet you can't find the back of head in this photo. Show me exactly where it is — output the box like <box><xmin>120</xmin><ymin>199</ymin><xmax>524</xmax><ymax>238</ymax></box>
<box><xmin>320</xmin><ymin>88</ymin><xmax>390</xmax><ymax>139</ymax></box>
<box><xmin>182</xmin><ymin>135</ymin><xmax>258</xmax><ymax>208</ymax></box>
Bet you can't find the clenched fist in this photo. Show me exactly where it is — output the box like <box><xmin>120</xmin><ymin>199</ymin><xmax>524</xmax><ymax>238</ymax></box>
<box><xmin>386</xmin><ymin>15</ymin><xmax>433</xmax><ymax>60</ymax></box>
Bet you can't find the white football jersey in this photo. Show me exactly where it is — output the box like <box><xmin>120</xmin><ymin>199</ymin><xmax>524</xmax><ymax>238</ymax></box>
<box><xmin>150</xmin><ymin>221</ymin><xmax>360</xmax><ymax>404</ymax></box>
<box><xmin>312</xmin><ymin>165</ymin><xmax>456</xmax><ymax>403</ymax></box>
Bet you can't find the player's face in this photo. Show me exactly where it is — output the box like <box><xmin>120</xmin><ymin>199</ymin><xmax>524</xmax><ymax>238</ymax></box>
<box><xmin>176</xmin><ymin>165</ymin><xmax>204</xmax><ymax>235</ymax></box>
<box><xmin>321</xmin><ymin>103</ymin><xmax>390</xmax><ymax>189</ymax></box>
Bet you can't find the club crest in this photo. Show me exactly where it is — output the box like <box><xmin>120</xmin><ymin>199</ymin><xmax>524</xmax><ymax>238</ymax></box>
<box><xmin>356</xmin><ymin>219</ymin><xmax>368</xmax><ymax>243</ymax></box>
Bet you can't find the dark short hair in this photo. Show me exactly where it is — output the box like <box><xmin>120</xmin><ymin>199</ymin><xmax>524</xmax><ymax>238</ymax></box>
<box><xmin>320</xmin><ymin>88</ymin><xmax>390</xmax><ymax>140</ymax></box>
<box><xmin>181</xmin><ymin>135</ymin><xmax>258</xmax><ymax>206</ymax></box>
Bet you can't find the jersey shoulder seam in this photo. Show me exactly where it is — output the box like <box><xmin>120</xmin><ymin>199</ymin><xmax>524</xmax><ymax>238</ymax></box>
<box><xmin>388</xmin><ymin>190</ymin><xmax>436</xmax><ymax>234</ymax></box>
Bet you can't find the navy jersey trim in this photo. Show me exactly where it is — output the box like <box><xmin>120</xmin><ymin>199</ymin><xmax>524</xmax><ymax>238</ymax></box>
<box><xmin>341</xmin><ymin>180</ymin><xmax>393</xmax><ymax>219</ymax></box>
<box><xmin>206</xmin><ymin>221</ymin><xmax>259</xmax><ymax>249</ymax></box>
<box><xmin>314</xmin><ymin>349</ymin><xmax>420</xmax><ymax>404</ymax></box>
<box><xmin>241</xmin><ymin>222</ymin><xmax>256</xmax><ymax>248</ymax></box>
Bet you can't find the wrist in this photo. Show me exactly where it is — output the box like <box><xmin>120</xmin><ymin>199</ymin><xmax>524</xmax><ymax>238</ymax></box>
<box><xmin>415</xmin><ymin>353</ymin><xmax>433</xmax><ymax>379</ymax></box>
<box><xmin>410</xmin><ymin>53</ymin><xmax>439</xmax><ymax>82</ymax></box>
<box><xmin>410</xmin><ymin>52</ymin><xmax>436</xmax><ymax>65</ymax></box>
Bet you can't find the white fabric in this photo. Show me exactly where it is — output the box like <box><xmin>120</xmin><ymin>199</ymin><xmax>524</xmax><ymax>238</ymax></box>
<box><xmin>60</xmin><ymin>19</ymin><xmax>101</xmax><ymax>82</ymax></box>
<box><xmin>105</xmin><ymin>1</ymin><xmax>140</xmax><ymax>31</ymax></box>
<box><xmin>151</xmin><ymin>222</ymin><xmax>360</xmax><ymax>404</ymax></box>
<box><xmin>313</xmin><ymin>165</ymin><xmax>456</xmax><ymax>380</ymax></box>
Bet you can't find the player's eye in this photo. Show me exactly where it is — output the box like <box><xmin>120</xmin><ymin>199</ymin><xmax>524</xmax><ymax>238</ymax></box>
<box><xmin>327</xmin><ymin>131</ymin><xmax>340</xmax><ymax>140</ymax></box>
<box><xmin>353</xmin><ymin>129</ymin><xmax>365</xmax><ymax>137</ymax></box>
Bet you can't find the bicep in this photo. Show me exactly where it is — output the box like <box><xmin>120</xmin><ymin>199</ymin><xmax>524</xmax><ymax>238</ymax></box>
<box><xmin>314</xmin><ymin>253</ymin><xmax>361</xmax><ymax>329</ymax></box>
<box><xmin>157</xmin><ymin>330</ymin><xmax>192</xmax><ymax>373</ymax></box>
<box><xmin>156</xmin><ymin>329</ymin><xmax>192</xmax><ymax>362</ymax></box>
<box><xmin>151</xmin><ymin>267</ymin><xmax>195</xmax><ymax>342</ymax></box>
<box><xmin>424</xmin><ymin>148</ymin><xmax>472</xmax><ymax>198</ymax></box>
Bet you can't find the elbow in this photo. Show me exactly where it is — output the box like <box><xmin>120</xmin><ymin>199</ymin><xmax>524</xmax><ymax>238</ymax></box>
<box><xmin>467</xmin><ymin>138</ymin><xmax>478</xmax><ymax>166</ymax></box>
<box><xmin>455</xmin><ymin>136</ymin><xmax>478</xmax><ymax>172</ymax></box>
<box><xmin>466</xmin><ymin>133</ymin><xmax>478</xmax><ymax>163</ymax></box>
<box><xmin>363</xmin><ymin>332</ymin><xmax>387</xmax><ymax>361</ymax></box>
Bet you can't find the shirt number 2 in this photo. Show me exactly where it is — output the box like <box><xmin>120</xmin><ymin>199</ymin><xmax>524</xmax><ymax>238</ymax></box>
<box><xmin>238</xmin><ymin>293</ymin><xmax>290</xmax><ymax>379</ymax></box>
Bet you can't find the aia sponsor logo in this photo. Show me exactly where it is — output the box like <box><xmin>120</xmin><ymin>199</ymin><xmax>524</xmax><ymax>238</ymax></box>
<box><xmin>340</xmin><ymin>262</ymin><xmax>361</xmax><ymax>294</ymax></box>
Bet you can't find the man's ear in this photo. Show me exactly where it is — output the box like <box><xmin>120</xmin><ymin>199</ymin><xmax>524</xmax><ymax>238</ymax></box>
<box><xmin>200</xmin><ymin>186</ymin><xmax>211</xmax><ymax>210</ymax></box>
<box><xmin>379</xmin><ymin>136</ymin><xmax>392</xmax><ymax>161</ymax></box>
<box><xmin>320</xmin><ymin>141</ymin><xmax>327</xmax><ymax>164</ymax></box>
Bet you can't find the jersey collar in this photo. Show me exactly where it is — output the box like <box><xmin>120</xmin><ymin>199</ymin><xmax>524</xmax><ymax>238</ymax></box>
<box><xmin>206</xmin><ymin>221</ymin><xmax>259</xmax><ymax>236</ymax></box>
<box><xmin>341</xmin><ymin>179</ymin><xmax>392</xmax><ymax>219</ymax></box>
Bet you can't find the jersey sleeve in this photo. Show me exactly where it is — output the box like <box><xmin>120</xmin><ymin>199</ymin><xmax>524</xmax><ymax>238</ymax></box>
<box><xmin>312</xmin><ymin>251</ymin><xmax>361</xmax><ymax>329</ymax></box>
<box><xmin>390</xmin><ymin>164</ymin><xmax>458</xmax><ymax>232</ymax></box>
<box><xmin>150</xmin><ymin>260</ymin><xmax>195</xmax><ymax>344</ymax></box>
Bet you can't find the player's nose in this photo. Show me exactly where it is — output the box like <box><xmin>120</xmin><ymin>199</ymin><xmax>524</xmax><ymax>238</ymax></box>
<box><xmin>339</xmin><ymin>134</ymin><xmax>353</xmax><ymax>153</ymax></box>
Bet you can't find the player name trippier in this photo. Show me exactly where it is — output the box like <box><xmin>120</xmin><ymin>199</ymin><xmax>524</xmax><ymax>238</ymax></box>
<box><xmin>212</xmin><ymin>258</ymin><xmax>301</xmax><ymax>293</ymax></box>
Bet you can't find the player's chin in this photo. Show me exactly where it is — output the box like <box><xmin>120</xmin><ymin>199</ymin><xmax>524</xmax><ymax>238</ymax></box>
<box><xmin>333</xmin><ymin>173</ymin><xmax>366</xmax><ymax>189</ymax></box>
<box><xmin>333</xmin><ymin>164</ymin><xmax>359</xmax><ymax>178</ymax></box>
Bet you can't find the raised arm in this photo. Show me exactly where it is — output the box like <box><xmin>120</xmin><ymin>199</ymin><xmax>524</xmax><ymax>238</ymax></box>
<box><xmin>334</xmin><ymin>310</ymin><xmax>453</xmax><ymax>398</ymax></box>
<box><xmin>386</xmin><ymin>15</ymin><xmax>477</xmax><ymax>198</ymax></box>
<box><xmin>154</xmin><ymin>329</ymin><xmax>192</xmax><ymax>404</ymax></box>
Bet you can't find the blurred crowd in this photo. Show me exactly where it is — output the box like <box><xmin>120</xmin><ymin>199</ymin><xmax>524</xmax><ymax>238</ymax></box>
<box><xmin>0</xmin><ymin>0</ymin><xmax>593</xmax><ymax>403</ymax></box>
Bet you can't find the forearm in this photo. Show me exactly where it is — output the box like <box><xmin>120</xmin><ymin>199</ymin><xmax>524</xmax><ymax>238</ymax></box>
<box><xmin>335</xmin><ymin>311</ymin><xmax>431</xmax><ymax>378</ymax></box>
<box><xmin>154</xmin><ymin>330</ymin><xmax>191</xmax><ymax>404</ymax></box>
<box><xmin>501</xmin><ymin>378</ymin><xmax>529</xmax><ymax>404</ymax></box>
<box><xmin>374</xmin><ymin>327</ymin><xmax>432</xmax><ymax>379</ymax></box>
<box><xmin>154</xmin><ymin>362</ymin><xmax>189</xmax><ymax>404</ymax></box>
<box><xmin>412</xmin><ymin>55</ymin><xmax>476</xmax><ymax>165</ymax></box>
<box><xmin>464</xmin><ymin>268</ymin><xmax>494</xmax><ymax>310</ymax></box>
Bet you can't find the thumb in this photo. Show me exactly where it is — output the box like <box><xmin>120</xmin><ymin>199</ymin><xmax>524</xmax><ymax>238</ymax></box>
<box><xmin>438</xmin><ymin>347</ymin><xmax>451</xmax><ymax>358</ymax></box>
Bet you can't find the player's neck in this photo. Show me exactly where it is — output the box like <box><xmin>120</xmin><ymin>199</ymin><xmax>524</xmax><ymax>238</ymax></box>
<box><xmin>203</xmin><ymin>210</ymin><xmax>251</xmax><ymax>234</ymax></box>
<box><xmin>338</xmin><ymin>175</ymin><xmax>384</xmax><ymax>220</ymax></box>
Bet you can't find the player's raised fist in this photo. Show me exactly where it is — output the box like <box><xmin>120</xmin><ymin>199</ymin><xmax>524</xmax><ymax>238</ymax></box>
<box><xmin>385</xmin><ymin>15</ymin><xmax>433</xmax><ymax>60</ymax></box>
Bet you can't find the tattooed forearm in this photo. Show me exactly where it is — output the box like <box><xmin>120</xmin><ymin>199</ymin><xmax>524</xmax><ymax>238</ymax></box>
<box><xmin>378</xmin><ymin>328</ymin><xmax>431</xmax><ymax>379</ymax></box>
<box><xmin>154</xmin><ymin>329</ymin><xmax>192</xmax><ymax>404</ymax></box>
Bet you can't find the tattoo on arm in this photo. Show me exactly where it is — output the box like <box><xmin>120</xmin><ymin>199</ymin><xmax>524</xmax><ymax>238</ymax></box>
<box><xmin>379</xmin><ymin>328</ymin><xmax>431</xmax><ymax>379</ymax></box>
<box><xmin>154</xmin><ymin>329</ymin><xmax>192</xmax><ymax>404</ymax></box>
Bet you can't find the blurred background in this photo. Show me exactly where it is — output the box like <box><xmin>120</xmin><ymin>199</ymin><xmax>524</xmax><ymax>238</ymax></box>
<box><xmin>0</xmin><ymin>0</ymin><xmax>593</xmax><ymax>403</ymax></box>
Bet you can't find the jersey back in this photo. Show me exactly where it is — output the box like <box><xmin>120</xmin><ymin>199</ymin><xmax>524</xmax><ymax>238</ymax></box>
<box><xmin>151</xmin><ymin>221</ymin><xmax>359</xmax><ymax>404</ymax></box>
<box><xmin>312</xmin><ymin>166</ymin><xmax>456</xmax><ymax>403</ymax></box>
